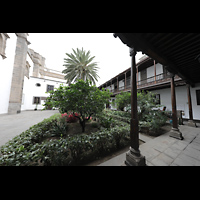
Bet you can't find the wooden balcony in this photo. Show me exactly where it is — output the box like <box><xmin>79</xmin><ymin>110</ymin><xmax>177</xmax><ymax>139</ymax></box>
<box><xmin>108</xmin><ymin>72</ymin><xmax>182</xmax><ymax>95</ymax></box>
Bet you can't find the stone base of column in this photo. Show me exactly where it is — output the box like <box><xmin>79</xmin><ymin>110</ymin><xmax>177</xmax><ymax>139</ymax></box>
<box><xmin>187</xmin><ymin>120</ymin><xmax>197</xmax><ymax>127</ymax></box>
<box><xmin>8</xmin><ymin>103</ymin><xmax>21</xmax><ymax>114</ymax></box>
<box><xmin>169</xmin><ymin>128</ymin><xmax>184</xmax><ymax>140</ymax></box>
<box><xmin>125</xmin><ymin>147</ymin><xmax>146</xmax><ymax>166</ymax></box>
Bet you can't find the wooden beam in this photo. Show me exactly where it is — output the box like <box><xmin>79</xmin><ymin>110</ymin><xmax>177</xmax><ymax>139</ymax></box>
<box><xmin>114</xmin><ymin>33</ymin><xmax>195</xmax><ymax>86</ymax></box>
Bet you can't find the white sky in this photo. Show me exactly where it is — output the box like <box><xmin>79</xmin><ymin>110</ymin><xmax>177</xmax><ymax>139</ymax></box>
<box><xmin>28</xmin><ymin>33</ymin><xmax>143</xmax><ymax>87</ymax></box>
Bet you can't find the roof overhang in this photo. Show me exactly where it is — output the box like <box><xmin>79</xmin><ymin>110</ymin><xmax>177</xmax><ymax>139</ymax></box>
<box><xmin>114</xmin><ymin>33</ymin><xmax>200</xmax><ymax>87</ymax></box>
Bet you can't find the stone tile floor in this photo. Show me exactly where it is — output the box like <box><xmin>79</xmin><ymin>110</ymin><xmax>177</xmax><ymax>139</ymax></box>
<box><xmin>98</xmin><ymin>124</ymin><xmax>200</xmax><ymax>166</ymax></box>
<box><xmin>0</xmin><ymin>110</ymin><xmax>59</xmax><ymax>147</ymax></box>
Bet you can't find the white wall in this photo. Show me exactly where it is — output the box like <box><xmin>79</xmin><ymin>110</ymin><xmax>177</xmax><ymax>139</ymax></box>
<box><xmin>151</xmin><ymin>83</ymin><xmax>200</xmax><ymax>120</ymax></box>
<box><xmin>0</xmin><ymin>33</ymin><xmax>17</xmax><ymax>114</ymax></box>
<box><xmin>21</xmin><ymin>76</ymin><xmax>67</xmax><ymax>111</ymax></box>
<box><xmin>147</xmin><ymin>65</ymin><xmax>154</xmax><ymax>78</ymax></box>
<box><xmin>156</xmin><ymin>63</ymin><xmax>163</xmax><ymax>75</ymax></box>
<box><xmin>147</xmin><ymin>63</ymin><xmax>163</xmax><ymax>79</ymax></box>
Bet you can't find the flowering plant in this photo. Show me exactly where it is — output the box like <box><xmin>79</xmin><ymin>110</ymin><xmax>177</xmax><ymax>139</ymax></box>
<box><xmin>44</xmin><ymin>80</ymin><xmax>111</xmax><ymax>132</ymax></box>
<box><xmin>61</xmin><ymin>112</ymin><xmax>79</xmax><ymax>123</ymax></box>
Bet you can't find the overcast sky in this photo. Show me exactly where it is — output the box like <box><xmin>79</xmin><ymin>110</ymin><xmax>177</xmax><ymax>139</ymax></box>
<box><xmin>28</xmin><ymin>33</ymin><xmax>143</xmax><ymax>86</ymax></box>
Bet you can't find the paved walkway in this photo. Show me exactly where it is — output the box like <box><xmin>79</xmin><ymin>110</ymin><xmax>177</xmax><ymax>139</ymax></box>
<box><xmin>0</xmin><ymin>110</ymin><xmax>59</xmax><ymax>147</ymax></box>
<box><xmin>98</xmin><ymin>124</ymin><xmax>200</xmax><ymax>166</ymax></box>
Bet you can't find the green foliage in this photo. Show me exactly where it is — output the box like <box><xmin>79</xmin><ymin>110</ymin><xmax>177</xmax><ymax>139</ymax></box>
<box><xmin>44</xmin><ymin>80</ymin><xmax>112</xmax><ymax>132</ymax></box>
<box><xmin>40</xmin><ymin>139</ymin><xmax>70</xmax><ymax>166</ymax></box>
<box><xmin>0</xmin><ymin>112</ymin><xmax>130</xmax><ymax>166</ymax></box>
<box><xmin>62</xmin><ymin>47</ymin><xmax>99</xmax><ymax>85</ymax></box>
<box><xmin>137</xmin><ymin>90</ymin><xmax>162</xmax><ymax>121</ymax></box>
<box><xmin>112</xmin><ymin>91</ymin><xmax>131</xmax><ymax>111</ymax></box>
<box><xmin>0</xmin><ymin>113</ymin><xmax>66</xmax><ymax>166</ymax></box>
<box><xmin>137</xmin><ymin>90</ymin><xmax>167</xmax><ymax>135</ymax></box>
<box><xmin>95</xmin><ymin>112</ymin><xmax>114</xmax><ymax>129</ymax></box>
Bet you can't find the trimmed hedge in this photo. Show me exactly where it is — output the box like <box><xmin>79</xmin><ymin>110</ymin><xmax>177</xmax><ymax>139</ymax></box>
<box><xmin>0</xmin><ymin>112</ymin><xmax>130</xmax><ymax>166</ymax></box>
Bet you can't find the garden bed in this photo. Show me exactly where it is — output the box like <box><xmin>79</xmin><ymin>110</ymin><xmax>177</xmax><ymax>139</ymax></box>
<box><xmin>0</xmin><ymin>109</ymin><xmax>169</xmax><ymax>166</ymax></box>
<box><xmin>0</xmin><ymin>111</ymin><xmax>131</xmax><ymax>166</ymax></box>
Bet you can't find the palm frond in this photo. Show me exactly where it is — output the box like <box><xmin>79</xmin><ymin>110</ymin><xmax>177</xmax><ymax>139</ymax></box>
<box><xmin>63</xmin><ymin>47</ymin><xmax>99</xmax><ymax>85</ymax></box>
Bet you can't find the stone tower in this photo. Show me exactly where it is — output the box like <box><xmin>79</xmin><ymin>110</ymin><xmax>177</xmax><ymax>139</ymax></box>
<box><xmin>8</xmin><ymin>33</ymin><xmax>30</xmax><ymax>114</ymax></box>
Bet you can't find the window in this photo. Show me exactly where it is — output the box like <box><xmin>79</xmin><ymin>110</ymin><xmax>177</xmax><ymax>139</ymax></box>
<box><xmin>153</xmin><ymin>94</ymin><xmax>160</xmax><ymax>105</ymax></box>
<box><xmin>156</xmin><ymin>94</ymin><xmax>160</xmax><ymax>104</ymax></box>
<box><xmin>196</xmin><ymin>90</ymin><xmax>200</xmax><ymax>105</ymax></box>
<box><xmin>33</xmin><ymin>97</ymin><xmax>41</xmax><ymax>104</ymax></box>
<box><xmin>47</xmin><ymin>85</ymin><xmax>54</xmax><ymax>92</ymax></box>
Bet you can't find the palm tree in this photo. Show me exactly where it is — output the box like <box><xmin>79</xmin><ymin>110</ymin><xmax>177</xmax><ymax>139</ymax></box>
<box><xmin>62</xmin><ymin>48</ymin><xmax>100</xmax><ymax>85</ymax></box>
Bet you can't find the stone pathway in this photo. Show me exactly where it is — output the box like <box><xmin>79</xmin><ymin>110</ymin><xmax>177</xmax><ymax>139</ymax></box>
<box><xmin>98</xmin><ymin>124</ymin><xmax>200</xmax><ymax>166</ymax></box>
<box><xmin>0</xmin><ymin>110</ymin><xmax>59</xmax><ymax>147</ymax></box>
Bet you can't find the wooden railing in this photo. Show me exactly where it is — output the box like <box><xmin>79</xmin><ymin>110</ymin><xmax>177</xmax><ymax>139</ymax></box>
<box><xmin>107</xmin><ymin>72</ymin><xmax>181</xmax><ymax>94</ymax></box>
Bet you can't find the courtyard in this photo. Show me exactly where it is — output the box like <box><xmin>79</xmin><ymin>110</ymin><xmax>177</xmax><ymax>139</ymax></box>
<box><xmin>0</xmin><ymin>110</ymin><xmax>59</xmax><ymax>147</ymax></box>
<box><xmin>1</xmin><ymin>109</ymin><xmax>200</xmax><ymax>166</ymax></box>
<box><xmin>98</xmin><ymin>123</ymin><xmax>200</xmax><ymax>166</ymax></box>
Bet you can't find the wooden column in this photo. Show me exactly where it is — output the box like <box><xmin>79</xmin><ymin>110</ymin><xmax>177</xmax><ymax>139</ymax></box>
<box><xmin>171</xmin><ymin>75</ymin><xmax>178</xmax><ymax>129</ymax></box>
<box><xmin>137</xmin><ymin>67</ymin><xmax>139</xmax><ymax>86</ymax></box>
<box><xmin>117</xmin><ymin>77</ymin><xmax>119</xmax><ymax>92</ymax></box>
<box><xmin>154</xmin><ymin>60</ymin><xmax>156</xmax><ymax>83</ymax></box>
<box><xmin>169</xmin><ymin>73</ymin><xmax>184</xmax><ymax>140</ymax></box>
<box><xmin>125</xmin><ymin>47</ymin><xmax>145</xmax><ymax>166</ymax></box>
<box><xmin>186</xmin><ymin>84</ymin><xmax>197</xmax><ymax>127</ymax></box>
<box><xmin>124</xmin><ymin>72</ymin><xmax>127</xmax><ymax>90</ymax></box>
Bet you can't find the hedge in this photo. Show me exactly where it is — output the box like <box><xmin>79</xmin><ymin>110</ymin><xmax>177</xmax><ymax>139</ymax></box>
<box><xmin>0</xmin><ymin>113</ymin><xmax>130</xmax><ymax>166</ymax></box>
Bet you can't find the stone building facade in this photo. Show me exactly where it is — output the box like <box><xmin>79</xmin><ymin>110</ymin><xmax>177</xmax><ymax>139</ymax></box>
<box><xmin>0</xmin><ymin>33</ymin><xmax>66</xmax><ymax>115</ymax></box>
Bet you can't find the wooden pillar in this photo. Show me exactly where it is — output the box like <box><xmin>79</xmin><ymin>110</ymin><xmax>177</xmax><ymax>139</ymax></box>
<box><xmin>171</xmin><ymin>75</ymin><xmax>178</xmax><ymax>129</ymax></box>
<box><xmin>125</xmin><ymin>72</ymin><xmax>127</xmax><ymax>90</ymax></box>
<box><xmin>186</xmin><ymin>84</ymin><xmax>197</xmax><ymax>127</ymax></box>
<box><xmin>125</xmin><ymin>47</ymin><xmax>145</xmax><ymax>166</ymax></box>
<box><xmin>154</xmin><ymin>60</ymin><xmax>156</xmax><ymax>83</ymax></box>
<box><xmin>169</xmin><ymin>73</ymin><xmax>184</xmax><ymax>140</ymax></box>
<box><xmin>137</xmin><ymin>67</ymin><xmax>139</xmax><ymax>86</ymax></box>
<box><xmin>117</xmin><ymin>77</ymin><xmax>119</xmax><ymax>92</ymax></box>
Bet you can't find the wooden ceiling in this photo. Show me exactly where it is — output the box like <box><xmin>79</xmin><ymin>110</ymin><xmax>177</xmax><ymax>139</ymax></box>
<box><xmin>114</xmin><ymin>33</ymin><xmax>200</xmax><ymax>86</ymax></box>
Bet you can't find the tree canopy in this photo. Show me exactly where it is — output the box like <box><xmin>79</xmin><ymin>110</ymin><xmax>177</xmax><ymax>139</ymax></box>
<box><xmin>43</xmin><ymin>80</ymin><xmax>111</xmax><ymax>132</ymax></box>
<box><xmin>62</xmin><ymin>48</ymin><xmax>100</xmax><ymax>85</ymax></box>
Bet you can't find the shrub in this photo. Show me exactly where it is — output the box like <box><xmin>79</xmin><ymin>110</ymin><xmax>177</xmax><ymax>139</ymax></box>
<box><xmin>40</xmin><ymin>139</ymin><xmax>70</xmax><ymax>166</ymax></box>
<box><xmin>112</xmin><ymin>92</ymin><xmax>131</xmax><ymax>111</ymax></box>
<box><xmin>43</xmin><ymin>80</ymin><xmax>112</xmax><ymax>132</ymax></box>
<box><xmin>61</xmin><ymin>112</ymin><xmax>79</xmax><ymax>123</ymax></box>
<box><xmin>95</xmin><ymin>112</ymin><xmax>114</xmax><ymax>129</ymax></box>
<box><xmin>0</xmin><ymin>111</ymin><xmax>133</xmax><ymax>166</ymax></box>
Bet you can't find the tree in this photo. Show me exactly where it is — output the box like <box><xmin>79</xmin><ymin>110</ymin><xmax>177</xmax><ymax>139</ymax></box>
<box><xmin>43</xmin><ymin>80</ymin><xmax>111</xmax><ymax>133</ymax></box>
<box><xmin>112</xmin><ymin>91</ymin><xmax>131</xmax><ymax>111</ymax></box>
<box><xmin>137</xmin><ymin>90</ymin><xmax>161</xmax><ymax>121</ymax></box>
<box><xmin>62</xmin><ymin>48</ymin><xmax>100</xmax><ymax>85</ymax></box>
